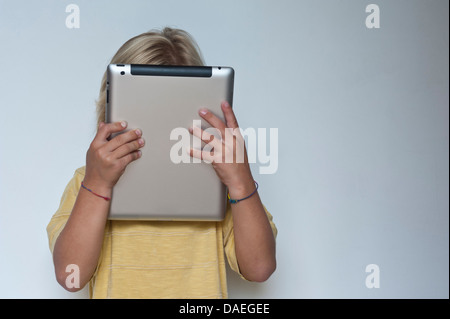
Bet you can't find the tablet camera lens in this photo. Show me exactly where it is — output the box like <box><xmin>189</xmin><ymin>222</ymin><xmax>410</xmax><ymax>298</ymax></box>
<box><xmin>120</xmin><ymin>71</ymin><xmax>125</xmax><ymax>75</ymax></box>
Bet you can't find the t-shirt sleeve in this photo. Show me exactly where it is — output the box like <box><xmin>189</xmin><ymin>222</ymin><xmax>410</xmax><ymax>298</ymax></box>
<box><xmin>222</xmin><ymin>201</ymin><xmax>278</xmax><ymax>281</ymax></box>
<box><xmin>46</xmin><ymin>167</ymin><xmax>85</xmax><ymax>254</ymax></box>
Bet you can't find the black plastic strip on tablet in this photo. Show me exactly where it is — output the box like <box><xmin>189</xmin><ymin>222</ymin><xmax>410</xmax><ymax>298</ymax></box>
<box><xmin>130</xmin><ymin>64</ymin><xmax>212</xmax><ymax>77</ymax></box>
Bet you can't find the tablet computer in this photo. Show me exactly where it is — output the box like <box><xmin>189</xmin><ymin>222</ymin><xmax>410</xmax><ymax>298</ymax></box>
<box><xmin>105</xmin><ymin>64</ymin><xmax>234</xmax><ymax>221</ymax></box>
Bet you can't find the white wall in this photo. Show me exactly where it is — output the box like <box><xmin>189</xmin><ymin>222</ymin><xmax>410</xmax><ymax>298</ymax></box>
<box><xmin>0</xmin><ymin>0</ymin><xmax>448</xmax><ymax>298</ymax></box>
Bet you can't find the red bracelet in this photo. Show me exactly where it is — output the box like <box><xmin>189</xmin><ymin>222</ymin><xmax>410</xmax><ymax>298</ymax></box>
<box><xmin>80</xmin><ymin>181</ymin><xmax>111</xmax><ymax>201</ymax></box>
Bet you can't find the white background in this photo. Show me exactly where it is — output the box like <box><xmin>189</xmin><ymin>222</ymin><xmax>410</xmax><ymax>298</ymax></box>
<box><xmin>0</xmin><ymin>0</ymin><xmax>448</xmax><ymax>298</ymax></box>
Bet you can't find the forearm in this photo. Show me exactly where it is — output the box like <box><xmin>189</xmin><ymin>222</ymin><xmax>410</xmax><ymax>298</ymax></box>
<box><xmin>229</xmin><ymin>179</ymin><xmax>276</xmax><ymax>282</ymax></box>
<box><xmin>191</xmin><ymin>103</ymin><xmax>276</xmax><ymax>281</ymax></box>
<box><xmin>53</xmin><ymin>184</ymin><xmax>111</xmax><ymax>291</ymax></box>
<box><xmin>52</xmin><ymin>122</ymin><xmax>143</xmax><ymax>291</ymax></box>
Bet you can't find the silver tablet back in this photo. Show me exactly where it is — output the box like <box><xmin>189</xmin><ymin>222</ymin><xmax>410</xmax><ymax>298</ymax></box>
<box><xmin>106</xmin><ymin>64</ymin><xmax>234</xmax><ymax>221</ymax></box>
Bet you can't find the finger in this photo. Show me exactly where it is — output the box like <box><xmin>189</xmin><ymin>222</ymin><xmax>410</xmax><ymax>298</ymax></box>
<box><xmin>95</xmin><ymin>121</ymin><xmax>128</xmax><ymax>142</ymax></box>
<box><xmin>189</xmin><ymin>148</ymin><xmax>214</xmax><ymax>164</ymax></box>
<box><xmin>90</xmin><ymin>122</ymin><xmax>106</xmax><ymax>147</ymax></box>
<box><xmin>119</xmin><ymin>150</ymin><xmax>142</xmax><ymax>167</ymax></box>
<box><xmin>188</xmin><ymin>126</ymin><xmax>222</xmax><ymax>149</ymax></box>
<box><xmin>106</xmin><ymin>128</ymin><xmax>142</xmax><ymax>152</ymax></box>
<box><xmin>198</xmin><ymin>108</ymin><xmax>226</xmax><ymax>137</ymax></box>
<box><xmin>113</xmin><ymin>137</ymin><xmax>145</xmax><ymax>159</ymax></box>
<box><xmin>221</xmin><ymin>101</ymin><xmax>239</xmax><ymax>129</ymax></box>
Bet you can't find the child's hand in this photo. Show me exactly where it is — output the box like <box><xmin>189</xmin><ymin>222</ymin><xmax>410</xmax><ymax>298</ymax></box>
<box><xmin>84</xmin><ymin>121</ymin><xmax>145</xmax><ymax>192</ymax></box>
<box><xmin>188</xmin><ymin>101</ymin><xmax>256</xmax><ymax>199</ymax></box>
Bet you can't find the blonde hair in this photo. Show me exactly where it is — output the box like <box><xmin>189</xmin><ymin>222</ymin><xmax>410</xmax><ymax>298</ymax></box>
<box><xmin>95</xmin><ymin>27</ymin><xmax>205</xmax><ymax>126</ymax></box>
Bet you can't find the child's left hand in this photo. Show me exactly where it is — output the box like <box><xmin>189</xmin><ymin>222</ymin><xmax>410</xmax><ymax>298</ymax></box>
<box><xmin>188</xmin><ymin>101</ymin><xmax>256</xmax><ymax>199</ymax></box>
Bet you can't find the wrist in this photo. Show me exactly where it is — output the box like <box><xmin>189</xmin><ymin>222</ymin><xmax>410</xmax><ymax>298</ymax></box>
<box><xmin>82</xmin><ymin>176</ymin><xmax>113</xmax><ymax>198</ymax></box>
<box><xmin>227</xmin><ymin>177</ymin><xmax>257</xmax><ymax>199</ymax></box>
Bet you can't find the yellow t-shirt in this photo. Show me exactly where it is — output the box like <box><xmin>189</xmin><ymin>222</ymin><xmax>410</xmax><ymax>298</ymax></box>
<box><xmin>46</xmin><ymin>167</ymin><xmax>277</xmax><ymax>299</ymax></box>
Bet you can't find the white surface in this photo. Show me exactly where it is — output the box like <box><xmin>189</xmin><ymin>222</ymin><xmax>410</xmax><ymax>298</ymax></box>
<box><xmin>0</xmin><ymin>0</ymin><xmax>448</xmax><ymax>298</ymax></box>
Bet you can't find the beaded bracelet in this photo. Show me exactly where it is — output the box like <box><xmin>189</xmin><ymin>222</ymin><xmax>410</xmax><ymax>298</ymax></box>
<box><xmin>81</xmin><ymin>181</ymin><xmax>111</xmax><ymax>201</ymax></box>
<box><xmin>228</xmin><ymin>181</ymin><xmax>259</xmax><ymax>204</ymax></box>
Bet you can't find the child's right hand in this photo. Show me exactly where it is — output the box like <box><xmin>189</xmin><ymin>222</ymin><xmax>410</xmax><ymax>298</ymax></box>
<box><xmin>83</xmin><ymin>121</ymin><xmax>145</xmax><ymax>193</ymax></box>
